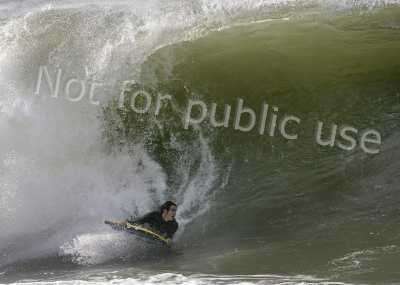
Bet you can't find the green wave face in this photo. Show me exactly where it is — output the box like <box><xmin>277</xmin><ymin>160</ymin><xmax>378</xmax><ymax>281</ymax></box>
<box><xmin>102</xmin><ymin>7</ymin><xmax>400</xmax><ymax>282</ymax></box>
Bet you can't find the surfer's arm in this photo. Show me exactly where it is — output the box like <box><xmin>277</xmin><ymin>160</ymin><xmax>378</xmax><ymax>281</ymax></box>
<box><xmin>165</xmin><ymin>221</ymin><xmax>179</xmax><ymax>239</ymax></box>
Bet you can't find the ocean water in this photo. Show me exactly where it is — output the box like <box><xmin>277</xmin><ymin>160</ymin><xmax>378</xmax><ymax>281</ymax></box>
<box><xmin>1</xmin><ymin>0</ymin><xmax>400</xmax><ymax>284</ymax></box>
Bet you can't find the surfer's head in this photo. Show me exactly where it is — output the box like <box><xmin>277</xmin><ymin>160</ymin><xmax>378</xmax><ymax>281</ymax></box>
<box><xmin>161</xmin><ymin>201</ymin><xmax>177</xmax><ymax>221</ymax></box>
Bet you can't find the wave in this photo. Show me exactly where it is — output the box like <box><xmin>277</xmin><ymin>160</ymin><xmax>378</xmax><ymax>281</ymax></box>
<box><xmin>1</xmin><ymin>0</ymin><xmax>400</xmax><ymax>284</ymax></box>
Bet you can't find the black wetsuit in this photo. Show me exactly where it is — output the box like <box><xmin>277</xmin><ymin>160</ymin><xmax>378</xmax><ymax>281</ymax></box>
<box><xmin>133</xmin><ymin>211</ymin><xmax>178</xmax><ymax>239</ymax></box>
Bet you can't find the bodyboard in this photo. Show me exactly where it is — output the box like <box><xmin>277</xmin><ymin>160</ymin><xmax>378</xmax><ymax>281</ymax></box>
<box><xmin>104</xmin><ymin>220</ymin><xmax>170</xmax><ymax>246</ymax></box>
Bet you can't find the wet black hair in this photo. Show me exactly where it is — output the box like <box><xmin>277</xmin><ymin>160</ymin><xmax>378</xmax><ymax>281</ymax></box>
<box><xmin>160</xmin><ymin>201</ymin><xmax>177</xmax><ymax>213</ymax></box>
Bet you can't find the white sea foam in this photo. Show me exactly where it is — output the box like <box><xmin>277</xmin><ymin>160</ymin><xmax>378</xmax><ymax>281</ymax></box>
<box><xmin>5</xmin><ymin>273</ymin><xmax>350</xmax><ymax>285</ymax></box>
